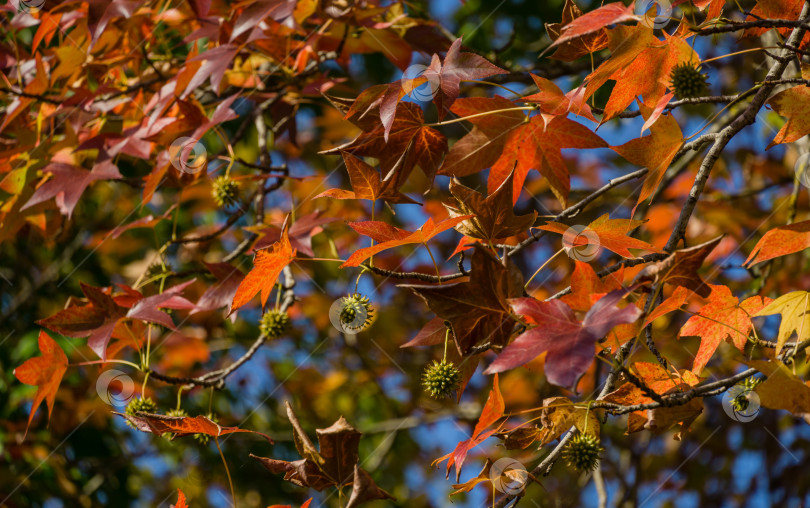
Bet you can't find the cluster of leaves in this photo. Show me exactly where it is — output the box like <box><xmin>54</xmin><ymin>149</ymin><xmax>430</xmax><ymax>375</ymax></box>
<box><xmin>7</xmin><ymin>0</ymin><xmax>810</xmax><ymax>506</ymax></box>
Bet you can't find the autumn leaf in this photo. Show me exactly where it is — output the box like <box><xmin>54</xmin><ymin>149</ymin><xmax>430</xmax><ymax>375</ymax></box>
<box><xmin>315</xmin><ymin>151</ymin><xmax>417</xmax><ymax>204</ymax></box>
<box><xmin>755</xmin><ymin>291</ymin><xmax>810</xmax><ymax>354</ymax></box>
<box><xmin>544</xmin><ymin>0</ymin><xmax>609</xmax><ymax>61</ymax></box>
<box><xmin>444</xmin><ymin>169</ymin><xmax>537</xmax><ymax>242</ymax></box>
<box><xmin>379</xmin><ymin>37</ymin><xmax>505</xmax><ymax>136</ymax></box>
<box><xmin>561</xmin><ymin>261</ymin><xmax>625</xmax><ymax>312</ymax></box>
<box><xmin>764</xmin><ymin>85</ymin><xmax>810</xmax><ymax>148</ymax></box>
<box><xmin>612</xmin><ymin>108</ymin><xmax>684</xmax><ymax>207</ymax></box>
<box><xmin>14</xmin><ymin>331</ymin><xmax>68</xmax><ymax>438</ymax></box>
<box><xmin>678</xmin><ymin>285</ymin><xmax>771</xmax><ymax>373</ymax></box>
<box><xmin>251</xmin><ymin>402</ymin><xmax>393</xmax><ymax>507</ymax></box>
<box><xmin>172</xmin><ymin>488</ymin><xmax>187</xmax><ymax>508</ymax></box>
<box><xmin>341</xmin><ymin>215</ymin><xmax>471</xmax><ymax>268</ymax></box>
<box><xmin>484</xmin><ymin>290</ymin><xmax>642</xmax><ymax>388</ymax></box>
<box><xmin>230</xmin><ymin>221</ymin><xmax>296</xmax><ymax>312</ymax></box>
<box><xmin>114</xmin><ymin>412</ymin><xmax>274</xmax><ymax>442</ymax></box>
<box><xmin>21</xmin><ymin>162</ymin><xmax>122</xmax><ymax>218</ymax></box>
<box><xmin>433</xmin><ymin>374</ymin><xmax>504</xmax><ymax>481</ymax></box>
<box><xmin>405</xmin><ymin>244</ymin><xmax>524</xmax><ymax>354</ymax></box>
<box><xmin>191</xmin><ymin>262</ymin><xmax>245</xmax><ymax>320</ymax></box>
<box><xmin>536</xmin><ymin>396</ymin><xmax>600</xmax><ymax>446</ymax></box>
<box><xmin>250</xmin><ymin>211</ymin><xmax>339</xmax><ymax>257</ymax></box>
<box><xmin>522</xmin><ymin>74</ymin><xmax>595</xmax><ymax>121</ymax></box>
<box><xmin>538</xmin><ymin>213</ymin><xmax>663</xmax><ymax>258</ymax></box>
<box><xmin>322</xmin><ymin>102</ymin><xmax>448</xmax><ymax>190</ymax></box>
<box><xmin>632</xmin><ymin>236</ymin><xmax>722</xmax><ymax>298</ymax></box>
<box><xmin>543</xmin><ymin>2</ymin><xmax>636</xmax><ymax>55</ymax></box>
<box><xmin>38</xmin><ymin>281</ymin><xmax>196</xmax><ymax>360</ymax></box>
<box><xmin>743</xmin><ymin>219</ymin><xmax>810</xmax><ymax>266</ymax></box>
<box><xmin>747</xmin><ymin>359</ymin><xmax>810</xmax><ymax>415</ymax></box>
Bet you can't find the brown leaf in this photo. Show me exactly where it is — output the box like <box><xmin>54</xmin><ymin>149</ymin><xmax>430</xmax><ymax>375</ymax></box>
<box><xmin>632</xmin><ymin>236</ymin><xmax>723</xmax><ymax>298</ymax></box>
<box><xmin>114</xmin><ymin>412</ymin><xmax>273</xmax><ymax>442</ymax></box>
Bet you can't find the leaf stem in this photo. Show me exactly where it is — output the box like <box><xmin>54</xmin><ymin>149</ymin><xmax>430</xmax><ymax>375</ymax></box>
<box><xmin>215</xmin><ymin>437</ymin><xmax>237</xmax><ymax>508</ymax></box>
<box><xmin>70</xmin><ymin>359</ymin><xmax>142</xmax><ymax>370</ymax></box>
<box><xmin>524</xmin><ymin>248</ymin><xmax>565</xmax><ymax>290</ymax></box>
<box><xmin>424</xmin><ymin>106</ymin><xmax>536</xmax><ymax>127</ymax></box>
<box><xmin>424</xmin><ymin>243</ymin><xmax>443</xmax><ymax>284</ymax></box>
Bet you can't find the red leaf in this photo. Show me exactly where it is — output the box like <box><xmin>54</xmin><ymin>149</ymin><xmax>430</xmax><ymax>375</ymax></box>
<box><xmin>433</xmin><ymin>374</ymin><xmax>504</xmax><ymax>481</ymax></box>
<box><xmin>744</xmin><ymin>219</ymin><xmax>810</xmax><ymax>266</ymax></box>
<box><xmin>14</xmin><ymin>331</ymin><xmax>68</xmax><ymax>438</ymax></box>
<box><xmin>230</xmin><ymin>221</ymin><xmax>296</xmax><ymax>312</ymax></box>
<box><xmin>485</xmin><ymin>291</ymin><xmax>641</xmax><ymax>387</ymax></box>
<box><xmin>544</xmin><ymin>2</ymin><xmax>636</xmax><ymax>53</ymax></box>
<box><xmin>341</xmin><ymin>216</ymin><xmax>471</xmax><ymax>268</ymax></box>
<box><xmin>21</xmin><ymin>162</ymin><xmax>121</xmax><ymax>218</ymax></box>
<box><xmin>114</xmin><ymin>412</ymin><xmax>274</xmax><ymax>442</ymax></box>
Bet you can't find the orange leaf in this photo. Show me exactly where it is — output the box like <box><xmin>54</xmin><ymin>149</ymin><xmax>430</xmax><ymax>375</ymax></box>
<box><xmin>230</xmin><ymin>222</ymin><xmax>296</xmax><ymax>312</ymax></box>
<box><xmin>744</xmin><ymin>219</ymin><xmax>810</xmax><ymax>266</ymax></box>
<box><xmin>765</xmin><ymin>85</ymin><xmax>810</xmax><ymax>148</ymax></box>
<box><xmin>172</xmin><ymin>489</ymin><xmax>188</xmax><ymax>508</ymax></box>
<box><xmin>544</xmin><ymin>2</ymin><xmax>635</xmax><ymax>53</ymax></box>
<box><xmin>679</xmin><ymin>285</ymin><xmax>771</xmax><ymax>373</ymax></box>
<box><xmin>341</xmin><ymin>216</ymin><xmax>471</xmax><ymax>268</ymax></box>
<box><xmin>539</xmin><ymin>213</ymin><xmax>663</xmax><ymax>258</ymax></box>
<box><xmin>14</xmin><ymin>331</ymin><xmax>68</xmax><ymax>438</ymax></box>
<box><xmin>114</xmin><ymin>412</ymin><xmax>274</xmax><ymax>442</ymax></box>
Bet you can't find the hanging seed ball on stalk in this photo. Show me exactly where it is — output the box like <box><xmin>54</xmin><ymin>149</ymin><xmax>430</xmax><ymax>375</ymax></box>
<box><xmin>669</xmin><ymin>62</ymin><xmax>709</xmax><ymax>99</ymax></box>
<box><xmin>124</xmin><ymin>397</ymin><xmax>158</xmax><ymax>428</ymax></box>
<box><xmin>422</xmin><ymin>359</ymin><xmax>461</xmax><ymax>399</ymax></box>
<box><xmin>563</xmin><ymin>433</ymin><xmax>603</xmax><ymax>471</ymax></box>
<box><xmin>260</xmin><ymin>309</ymin><xmax>290</xmax><ymax>338</ymax></box>
<box><xmin>339</xmin><ymin>293</ymin><xmax>374</xmax><ymax>330</ymax></box>
<box><xmin>212</xmin><ymin>175</ymin><xmax>240</xmax><ymax>207</ymax></box>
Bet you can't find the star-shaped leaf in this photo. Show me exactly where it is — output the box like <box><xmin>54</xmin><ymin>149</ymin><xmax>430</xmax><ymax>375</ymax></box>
<box><xmin>444</xmin><ymin>170</ymin><xmax>537</xmax><ymax>242</ymax></box>
<box><xmin>37</xmin><ymin>281</ymin><xmax>195</xmax><ymax>360</ymax></box>
<box><xmin>315</xmin><ymin>152</ymin><xmax>418</xmax><ymax>204</ymax></box>
<box><xmin>341</xmin><ymin>215</ymin><xmax>471</xmax><ymax>268</ymax></box>
<box><xmin>404</xmin><ymin>245</ymin><xmax>524</xmax><ymax>354</ymax></box>
<box><xmin>114</xmin><ymin>412</ymin><xmax>273</xmax><ymax>442</ymax></box>
<box><xmin>755</xmin><ymin>291</ymin><xmax>810</xmax><ymax>355</ymax></box>
<box><xmin>230</xmin><ymin>221</ymin><xmax>296</xmax><ymax>312</ymax></box>
<box><xmin>539</xmin><ymin>213</ymin><xmax>663</xmax><ymax>258</ymax></box>
<box><xmin>632</xmin><ymin>236</ymin><xmax>722</xmax><ymax>298</ymax></box>
<box><xmin>14</xmin><ymin>331</ymin><xmax>68</xmax><ymax>438</ymax></box>
<box><xmin>765</xmin><ymin>84</ymin><xmax>810</xmax><ymax>148</ymax></box>
<box><xmin>543</xmin><ymin>2</ymin><xmax>636</xmax><ymax>55</ymax></box>
<box><xmin>251</xmin><ymin>402</ymin><xmax>393</xmax><ymax>507</ymax></box>
<box><xmin>21</xmin><ymin>161</ymin><xmax>122</xmax><ymax>218</ymax></box>
<box><xmin>679</xmin><ymin>285</ymin><xmax>771</xmax><ymax>373</ymax></box>
<box><xmin>484</xmin><ymin>290</ymin><xmax>642</xmax><ymax>388</ymax></box>
<box><xmin>322</xmin><ymin>102</ymin><xmax>447</xmax><ymax>190</ymax></box>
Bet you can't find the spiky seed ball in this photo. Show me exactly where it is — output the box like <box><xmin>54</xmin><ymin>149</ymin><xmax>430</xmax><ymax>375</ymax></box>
<box><xmin>669</xmin><ymin>63</ymin><xmax>708</xmax><ymax>99</ymax></box>
<box><xmin>125</xmin><ymin>397</ymin><xmax>158</xmax><ymax>428</ymax></box>
<box><xmin>195</xmin><ymin>413</ymin><xmax>218</xmax><ymax>445</ymax></box>
<box><xmin>742</xmin><ymin>376</ymin><xmax>762</xmax><ymax>390</ymax></box>
<box><xmin>212</xmin><ymin>175</ymin><xmax>240</xmax><ymax>207</ymax></box>
<box><xmin>146</xmin><ymin>261</ymin><xmax>168</xmax><ymax>279</ymax></box>
<box><xmin>732</xmin><ymin>376</ymin><xmax>762</xmax><ymax>412</ymax></box>
<box><xmin>339</xmin><ymin>293</ymin><xmax>374</xmax><ymax>330</ymax></box>
<box><xmin>162</xmin><ymin>408</ymin><xmax>188</xmax><ymax>440</ymax></box>
<box><xmin>260</xmin><ymin>309</ymin><xmax>290</xmax><ymax>338</ymax></box>
<box><xmin>422</xmin><ymin>360</ymin><xmax>461</xmax><ymax>399</ymax></box>
<box><xmin>563</xmin><ymin>433</ymin><xmax>603</xmax><ymax>471</ymax></box>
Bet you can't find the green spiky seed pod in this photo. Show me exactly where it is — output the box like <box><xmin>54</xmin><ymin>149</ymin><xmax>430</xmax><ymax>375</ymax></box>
<box><xmin>162</xmin><ymin>408</ymin><xmax>188</xmax><ymax>440</ymax></box>
<box><xmin>125</xmin><ymin>397</ymin><xmax>158</xmax><ymax>428</ymax></box>
<box><xmin>212</xmin><ymin>175</ymin><xmax>240</xmax><ymax>207</ymax></box>
<box><xmin>260</xmin><ymin>309</ymin><xmax>290</xmax><ymax>338</ymax></box>
<box><xmin>195</xmin><ymin>413</ymin><xmax>218</xmax><ymax>445</ymax></box>
<box><xmin>422</xmin><ymin>360</ymin><xmax>461</xmax><ymax>399</ymax></box>
<box><xmin>339</xmin><ymin>293</ymin><xmax>374</xmax><ymax>330</ymax></box>
<box><xmin>731</xmin><ymin>377</ymin><xmax>762</xmax><ymax>412</ymax></box>
<box><xmin>563</xmin><ymin>433</ymin><xmax>603</xmax><ymax>471</ymax></box>
<box><xmin>669</xmin><ymin>63</ymin><xmax>708</xmax><ymax>99</ymax></box>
